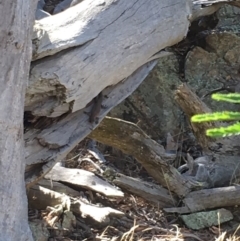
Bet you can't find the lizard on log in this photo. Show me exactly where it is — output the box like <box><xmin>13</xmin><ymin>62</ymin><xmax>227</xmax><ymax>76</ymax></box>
<box><xmin>88</xmin><ymin>92</ymin><xmax>104</xmax><ymax>124</ymax></box>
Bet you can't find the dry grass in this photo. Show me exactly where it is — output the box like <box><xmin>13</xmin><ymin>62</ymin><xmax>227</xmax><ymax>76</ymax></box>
<box><xmin>28</xmin><ymin>140</ymin><xmax>240</xmax><ymax>241</ymax></box>
<box><xmin>215</xmin><ymin>225</ymin><xmax>240</xmax><ymax>241</ymax></box>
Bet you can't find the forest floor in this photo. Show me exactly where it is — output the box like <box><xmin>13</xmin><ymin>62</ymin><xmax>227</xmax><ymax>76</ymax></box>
<box><xmin>28</xmin><ymin>138</ymin><xmax>240</xmax><ymax>241</ymax></box>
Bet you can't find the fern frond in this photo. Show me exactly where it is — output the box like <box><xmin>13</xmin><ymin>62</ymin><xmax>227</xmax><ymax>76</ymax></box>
<box><xmin>191</xmin><ymin>111</ymin><xmax>240</xmax><ymax>122</ymax></box>
<box><xmin>206</xmin><ymin>122</ymin><xmax>240</xmax><ymax>137</ymax></box>
<box><xmin>212</xmin><ymin>93</ymin><xmax>240</xmax><ymax>103</ymax></box>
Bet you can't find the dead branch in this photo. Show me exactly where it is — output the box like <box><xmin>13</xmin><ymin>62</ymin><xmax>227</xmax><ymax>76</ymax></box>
<box><xmin>71</xmin><ymin>199</ymin><xmax>124</xmax><ymax>225</ymax></box>
<box><xmin>28</xmin><ymin>185</ymin><xmax>124</xmax><ymax>225</ymax></box>
<box><xmin>88</xmin><ymin>116</ymin><xmax>203</xmax><ymax>197</ymax></box>
<box><xmin>113</xmin><ymin>173</ymin><xmax>178</xmax><ymax>208</ymax></box>
<box><xmin>38</xmin><ymin>178</ymin><xmax>80</xmax><ymax>196</ymax></box>
<box><xmin>44</xmin><ymin>163</ymin><xmax>124</xmax><ymax>198</ymax></box>
<box><xmin>28</xmin><ymin>185</ymin><xmax>71</xmax><ymax>210</ymax></box>
<box><xmin>164</xmin><ymin>186</ymin><xmax>240</xmax><ymax>214</ymax></box>
<box><xmin>174</xmin><ymin>83</ymin><xmax>240</xmax><ymax>154</ymax></box>
<box><xmin>174</xmin><ymin>83</ymin><xmax>214</xmax><ymax>149</ymax></box>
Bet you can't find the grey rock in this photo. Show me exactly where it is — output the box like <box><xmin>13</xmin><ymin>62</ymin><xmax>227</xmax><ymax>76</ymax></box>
<box><xmin>29</xmin><ymin>220</ymin><xmax>50</xmax><ymax>241</ymax></box>
<box><xmin>62</xmin><ymin>210</ymin><xmax>76</xmax><ymax>231</ymax></box>
<box><xmin>181</xmin><ymin>208</ymin><xmax>233</xmax><ymax>230</ymax></box>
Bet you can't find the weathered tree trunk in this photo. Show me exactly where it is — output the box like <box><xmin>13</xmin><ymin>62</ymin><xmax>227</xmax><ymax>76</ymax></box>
<box><xmin>0</xmin><ymin>1</ymin><xmax>37</xmax><ymax>240</ymax></box>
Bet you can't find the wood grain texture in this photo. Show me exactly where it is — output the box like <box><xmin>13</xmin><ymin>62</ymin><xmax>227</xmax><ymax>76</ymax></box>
<box><xmin>26</xmin><ymin>0</ymin><xmax>191</xmax><ymax>116</ymax></box>
<box><xmin>0</xmin><ymin>0</ymin><xmax>37</xmax><ymax>240</ymax></box>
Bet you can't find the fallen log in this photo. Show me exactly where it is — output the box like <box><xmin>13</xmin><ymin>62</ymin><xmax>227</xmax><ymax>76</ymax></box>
<box><xmin>28</xmin><ymin>0</ymin><xmax>191</xmax><ymax>116</ymax></box>
<box><xmin>27</xmin><ymin>0</ymin><xmax>230</xmax><ymax>118</ymax></box>
<box><xmin>164</xmin><ymin>186</ymin><xmax>240</xmax><ymax>214</ymax></box>
<box><xmin>113</xmin><ymin>173</ymin><xmax>178</xmax><ymax>208</ymax></box>
<box><xmin>25</xmin><ymin>0</ymin><xmax>240</xmax><ymax>195</ymax></box>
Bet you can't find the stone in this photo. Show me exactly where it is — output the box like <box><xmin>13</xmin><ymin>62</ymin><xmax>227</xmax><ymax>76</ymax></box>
<box><xmin>181</xmin><ymin>208</ymin><xmax>233</xmax><ymax>230</ymax></box>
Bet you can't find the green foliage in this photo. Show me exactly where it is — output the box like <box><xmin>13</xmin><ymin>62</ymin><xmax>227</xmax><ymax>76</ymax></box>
<box><xmin>212</xmin><ymin>93</ymin><xmax>240</xmax><ymax>103</ymax></box>
<box><xmin>191</xmin><ymin>93</ymin><xmax>240</xmax><ymax>138</ymax></box>
<box><xmin>191</xmin><ymin>111</ymin><xmax>240</xmax><ymax>122</ymax></box>
<box><xmin>206</xmin><ymin>122</ymin><xmax>240</xmax><ymax>137</ymax></box>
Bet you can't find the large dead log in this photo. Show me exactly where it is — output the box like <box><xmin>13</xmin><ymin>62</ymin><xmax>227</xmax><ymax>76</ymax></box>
<box><xmin>25</xmin><ymin>0</ymin><xmax>240</xmax><ymax>191</ymax></box>
<box><xmin>28</xmin><ymin>0</ymin><xmax>229</xmax><ymax>118</ymax></box>
<box><xmin>27</xmin><ymin>0</ymin><xmax>191</xmax><ymax>117</ymax></box>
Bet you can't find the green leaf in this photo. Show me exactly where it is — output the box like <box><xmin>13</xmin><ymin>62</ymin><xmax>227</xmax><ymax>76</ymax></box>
<box><xmin>206</xmin><ymin>122</ymin><xmax>240</xmax><ymax>137</ymax></box>
<box><xmin>191</xmin><ymin>111</ymin><xmax>240</xmax><ymax>122</ymax></box>
<box><xmin>212</xmin><ymin>93</ymin><xmax>240</xmax><ymax>103</ymax></box>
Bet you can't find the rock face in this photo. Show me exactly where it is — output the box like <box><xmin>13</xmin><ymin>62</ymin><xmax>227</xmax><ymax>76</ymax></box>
<box><xmin>109</xmin><ymin>55</ymin><xmax>183</xmax><ymax>141</ymax></box>
<box><xmin>185</xmin><ymin>33</ymin><xmax>240</xmax><ymax>112</ymax></box>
